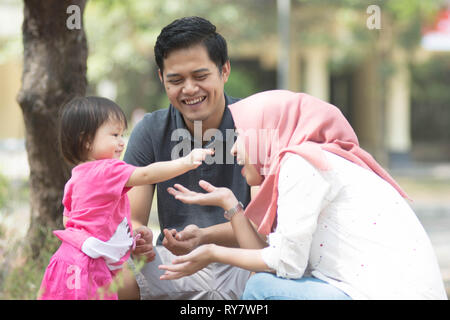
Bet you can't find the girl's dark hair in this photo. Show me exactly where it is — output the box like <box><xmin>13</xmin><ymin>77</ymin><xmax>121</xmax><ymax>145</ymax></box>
<box><xmin>154</xmin><ymin>16</ymin><xmax>228</xmax><ymax>74</ymax></box>
<box><xmin>59</xmin><ymin>96</ymin><xmax>127</xmax><ymax>165</ymax></box>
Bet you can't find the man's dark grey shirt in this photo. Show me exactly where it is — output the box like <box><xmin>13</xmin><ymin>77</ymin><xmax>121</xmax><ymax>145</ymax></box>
<box><xmin>124</xmin><ymin>94</ymin><xmax>251</xmax><ymax>244</ymax></box>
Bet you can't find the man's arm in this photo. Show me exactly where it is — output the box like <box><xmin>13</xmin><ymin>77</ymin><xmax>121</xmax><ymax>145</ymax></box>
<box><xmin>129</xmin><ymin>184</ymin><xmax>155</xmax><ymax>261</ymax></box>
<box><xmin>196</xmin><ymin>221</ymin><xmax>239</xmax><ymax>247</ymax></box>
<box><xmin>163</xmin><ymin>222</ymin><xmax>238</xmax><ymax>256</ymax></box>
<box><xmin>129</xmin><ymin>184</ymin><xmax>153</xmax><ymax>229</ymax></box>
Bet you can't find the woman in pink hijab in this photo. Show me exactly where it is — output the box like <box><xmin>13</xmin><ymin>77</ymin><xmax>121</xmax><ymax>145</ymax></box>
<box><xmin>161</xmin><ymin>90</ymin><xmax>447</xmax><ymax>300</ymax></box>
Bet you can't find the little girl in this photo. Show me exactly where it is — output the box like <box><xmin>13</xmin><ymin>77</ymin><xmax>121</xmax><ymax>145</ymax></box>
<box><xmin>38</xmin><ymin>96</ymin><xmax>212</xmax><ymax>300</ymax></box>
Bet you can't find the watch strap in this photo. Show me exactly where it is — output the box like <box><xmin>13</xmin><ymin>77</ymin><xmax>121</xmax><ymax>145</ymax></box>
<box><xmin>224</xmin><ymin>201</ymin><xmax>244</xmax><ymax>220</ymax></box>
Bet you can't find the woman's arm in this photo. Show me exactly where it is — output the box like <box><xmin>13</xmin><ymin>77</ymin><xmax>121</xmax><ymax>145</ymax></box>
<box><xmin>125</xmin><ymin>148</ymin><xmax>213</xmax><ymax>187</ymax></box>
<box><xmin>188</xmin><ymin>186</ymin><xmax>263</xmax><ymax>249</ymax></box>
<box><xmin>168</xmin><ymin>181</ymin><xmax>267</xmax><ymax>249</ymax></box>
<box><xmin>199</xmin><ymin>182</ymin><xmax>267</xmax><ymax>249</ymax></box>
<box><xmin>261</xmin><ymin>153</ymin><xmax>331</xmax><ymax>278</ymax></box>
<box><xmin>159</xmin><ymin>244</ymin><xmax>274</xmax><ymax>280</ymax></box>
<box><xmin>229</xmin><ymin>208</ymin><xmax>268</xmax><ymax>249</ymax></box>
<box><xmin>213</xmin><ymin>245</ymin><xmax>272</xmax><ymax>272</ymax></box>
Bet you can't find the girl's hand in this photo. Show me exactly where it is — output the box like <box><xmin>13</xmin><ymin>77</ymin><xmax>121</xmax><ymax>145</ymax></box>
<box><xmin>158</xmin><ymin>244</ymin><xmax>216</xmax><ymax>280</ymax></box>
<box><xmin>183</xmin><ymin>148</ymin><xmax>214</xmax><ymax>168</ymax></box>
<box><xmin>167</xmin><ymin>180</ymin><xmax>238</xmax><ymax>211</ymax></box>
<box><xmin>132</xmin><ymin>226</ymin><xmax>156</xmax><ymax>263</ymax></box>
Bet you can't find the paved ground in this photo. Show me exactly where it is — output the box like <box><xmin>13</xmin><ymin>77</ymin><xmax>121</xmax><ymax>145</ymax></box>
<box><xmin>412</xmin><ymin>203</ymin><xmax>450</xmax><ymax>296</ymax></box>
<box><xmin>392</xmin><ymin>162</ymin><xmax>450</xmax><ymax>297</ymax></box>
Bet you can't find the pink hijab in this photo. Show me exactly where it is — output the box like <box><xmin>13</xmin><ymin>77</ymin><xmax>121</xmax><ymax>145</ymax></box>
<box><xmin>228</xmin><ymin>90</ymin><xmax>409</xmax><ymax>235</ymax></box>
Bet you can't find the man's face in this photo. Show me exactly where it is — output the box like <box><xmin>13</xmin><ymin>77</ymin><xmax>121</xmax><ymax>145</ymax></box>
<box><xmin>159</xmin><ymin>44</ymin><xmax>230</xmax><ymax>131</ymax></box>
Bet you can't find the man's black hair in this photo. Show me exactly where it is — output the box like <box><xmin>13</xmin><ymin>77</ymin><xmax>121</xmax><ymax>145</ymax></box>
<box><xmin>154</xmin><ymin>16</ymin><xmax>228</xmax><ymax>74</ymax></box>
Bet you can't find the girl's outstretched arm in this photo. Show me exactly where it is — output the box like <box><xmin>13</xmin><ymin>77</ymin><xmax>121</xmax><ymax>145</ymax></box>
<box><xmin>125</xmin><ymin>148</ymin><xmax>213</xmax><ymax>187</ymax></box>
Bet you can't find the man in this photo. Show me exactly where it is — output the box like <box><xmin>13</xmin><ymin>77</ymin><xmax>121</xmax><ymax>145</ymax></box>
<box><xmin>119</xmin><ymin>16</ymin><xmax>252</xmax><ymax>300</ymax></box>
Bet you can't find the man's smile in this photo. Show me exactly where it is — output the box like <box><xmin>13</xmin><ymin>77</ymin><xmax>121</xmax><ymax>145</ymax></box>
<box><xmin>182</xmin><ymin>96</ymin><xmax>206</xmax><ymax>106</ymax></box>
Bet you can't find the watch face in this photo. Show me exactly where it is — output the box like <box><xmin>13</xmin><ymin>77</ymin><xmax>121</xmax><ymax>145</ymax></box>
<box><xmin>224</xmin><ymin>210</ymin><xmax>233</xmax><ymax>220</ymax></box>
<box><xmin>224</xmin><ymin>202</ymin><xmax>243</xmax><ymax>220</ymax></box>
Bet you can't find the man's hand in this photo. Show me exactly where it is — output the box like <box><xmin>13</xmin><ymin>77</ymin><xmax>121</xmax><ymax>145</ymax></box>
<box><xmin>162</xmin><ymin>224</ymin><xmax>202</xmax><ymax>256</ymax></box>
<box><xmin>132</xmin><ymin>226</ymin><xmax>156</xmax><ymax>262</ymax></box>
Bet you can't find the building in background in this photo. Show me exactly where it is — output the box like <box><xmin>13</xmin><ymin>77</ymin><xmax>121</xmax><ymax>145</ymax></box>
<box><xmin>0</xmin><ymin>1</ymin><xmax>23</xmax><ymax>140</ymax></box>
<box><xmin>0</xmin><ymin>1</ymin><xmax>449</xmax><ymax>168</ymax></box>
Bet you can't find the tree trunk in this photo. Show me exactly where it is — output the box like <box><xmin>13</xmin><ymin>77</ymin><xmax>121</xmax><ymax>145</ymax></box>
<box><xmin>17</xmin><ymin>0</ymin><xmax>88</xmax><ymax>257</ymax></box>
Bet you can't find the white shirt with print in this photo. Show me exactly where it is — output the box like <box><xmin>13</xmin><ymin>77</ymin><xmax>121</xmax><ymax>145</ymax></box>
<box><xmin>261</xmin><ymin>151</ymin><xmax>447</xmax><ymax>300</ymax></box>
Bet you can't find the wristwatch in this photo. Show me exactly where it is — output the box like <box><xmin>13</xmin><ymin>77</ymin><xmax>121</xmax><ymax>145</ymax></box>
<box><xmin>224</xmin><ymin>201</ymin><xmax>244</xmax><ymax>220</ymax></box>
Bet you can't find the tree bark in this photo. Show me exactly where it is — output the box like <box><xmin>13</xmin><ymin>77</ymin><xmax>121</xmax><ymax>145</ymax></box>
<box><xmin>17</xmin><ymin>0</ymin><xmax>88</xmax><ymax>257</ymax></box>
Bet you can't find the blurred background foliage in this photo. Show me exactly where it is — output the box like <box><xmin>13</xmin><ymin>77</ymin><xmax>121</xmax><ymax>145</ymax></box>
<box><xmin>84</xmin><ymin>0</ymin><xmax>276</xmax><ymax>116</ymax></box>
<box><xmin>81</xmin><ymin>0</ymin><xmax>446</xmax><ymax>121</ymax></box>
<box><xmin>411</xmin><ymin>56</ymin><xmax>450</xmax><ymax>143</ymax></box>
<box><xmin>0</xmin><ymin>172</ymin><xmax>9</xmax><ymax>210</ymax></box>
<box><xmin>0</xmin><ymin>0</ymin><xmax>447</xmax><ymax>120</ymax></box>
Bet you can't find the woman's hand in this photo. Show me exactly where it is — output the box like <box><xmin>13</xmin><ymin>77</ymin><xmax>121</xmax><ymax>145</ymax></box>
<box><xmin>158</xmin><ymin>244</ymin><xmax>216</xmax><ymax>280</ymax></box>
<box><xmin>159</xmin><ymin>245</ymin><xmax>274</xmax><ymax>280</ymax></box>
<box><xmin>167</xmin><ymin>180</ymin><xmax>239</xmax><ymax>211</ymax></box>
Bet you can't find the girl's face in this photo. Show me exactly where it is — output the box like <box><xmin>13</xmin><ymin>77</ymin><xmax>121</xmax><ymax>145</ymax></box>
<box><xmin>230</xmin><ymin>136</ymin><xmax>263</xmax><ymax>186</ymax></box>
<box><xmin>87</xmin><ymin>119</ymin><xmax>126</xmax><ymax>161</ymax></box>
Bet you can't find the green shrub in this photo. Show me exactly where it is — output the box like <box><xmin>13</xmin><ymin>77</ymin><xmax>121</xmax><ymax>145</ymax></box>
<box><xmin>0</xmin><ymin>225</ymin><xmax>59</xmax><ymax>300</ymax></box>
<box><xmin>0</xmin><ymin>173</ymin><xmax>9</xmax><ymax>210</ymax></box>
<box><xmin>0</xmin><ymin>223</ymin><xmax>147</xmax><ymax>299</ymax></box>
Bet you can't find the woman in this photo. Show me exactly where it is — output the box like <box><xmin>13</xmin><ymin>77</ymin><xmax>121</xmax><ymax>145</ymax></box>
<box><xmin>159</xmin><ymin>90</ymin><xmax>447</xmax><ymax>300</ymax></box>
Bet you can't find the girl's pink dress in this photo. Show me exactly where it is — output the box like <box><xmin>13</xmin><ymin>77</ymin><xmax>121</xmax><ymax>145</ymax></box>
<box><xmin>38</xmin><ymin>159</ymin><xmax>136</xmax><ymax>300</ymax></box>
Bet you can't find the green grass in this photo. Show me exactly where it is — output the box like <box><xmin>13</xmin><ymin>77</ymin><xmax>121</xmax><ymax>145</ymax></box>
<box><xmin>0</xmin><ymin>225</ymin><xmax>59</xmax><ymax>300</ymax></box>
<box><xmin>0</xmin><ymin>223</ymin><xmax>147</xmax><ymax>300</ymax></box>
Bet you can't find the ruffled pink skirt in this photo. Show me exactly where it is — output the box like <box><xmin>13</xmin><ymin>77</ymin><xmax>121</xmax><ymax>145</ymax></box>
<box><xmin>38</xmin><ymin>242</ymin><xmax>117</xmax><ymax>300</ymax></box>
